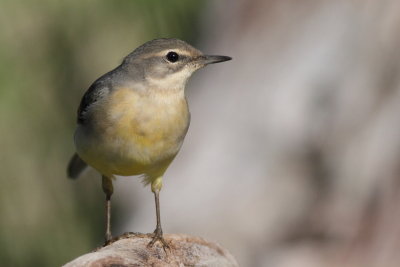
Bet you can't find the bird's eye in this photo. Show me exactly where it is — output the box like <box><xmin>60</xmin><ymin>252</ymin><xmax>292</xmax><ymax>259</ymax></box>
<box><xmin>166</xmin><ymin>51</ymin><xmax>179</xmax><ymax>63</ymax></box>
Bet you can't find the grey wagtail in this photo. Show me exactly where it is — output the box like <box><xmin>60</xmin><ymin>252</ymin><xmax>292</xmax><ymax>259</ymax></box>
<box><xmin>67</xmin><ymin>38</ymin><xmax>231</xmax><ymax>247</ymax></box>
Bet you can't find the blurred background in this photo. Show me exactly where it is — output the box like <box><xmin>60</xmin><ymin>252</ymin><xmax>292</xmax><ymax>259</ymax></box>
<box><xmin>1</xmin><ymin>0</ymin><xmax>400</xmax><ymax>266</ymax></box>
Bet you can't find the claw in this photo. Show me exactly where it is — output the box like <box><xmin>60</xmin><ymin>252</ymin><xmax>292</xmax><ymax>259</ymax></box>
<box><xmin>147</xmin><ymin>228</ymin><xmax>170</xmax><ymax>251</ymax></box>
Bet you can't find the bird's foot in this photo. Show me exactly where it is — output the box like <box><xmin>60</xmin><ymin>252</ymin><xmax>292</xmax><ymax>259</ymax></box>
<box><xmin>147</xmin><ymin>227</ymin><xmax>170</xmax><ymax>251</ymax></box>
<box><xmin>103</xmin><ymin>233</ymin><xmax>113</xmax><ymax>246</ymax></box>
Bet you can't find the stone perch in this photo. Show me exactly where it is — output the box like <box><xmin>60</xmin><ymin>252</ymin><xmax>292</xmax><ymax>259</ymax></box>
<box><xmin>63</xmin><ymin>233</ymin><xmax>239</xmax><ymax>267</ymax></box>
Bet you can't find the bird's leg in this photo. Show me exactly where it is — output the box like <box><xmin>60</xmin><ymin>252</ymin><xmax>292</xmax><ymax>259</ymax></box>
<box><xmin>102</xmin><ymin>175</ymin><xmax>114</xmax><ymax>245</ymax></box>
<box><xmin>148</xmin><ymin>177</ymin><xmax>169</xmax><ymax>249</ymax></box>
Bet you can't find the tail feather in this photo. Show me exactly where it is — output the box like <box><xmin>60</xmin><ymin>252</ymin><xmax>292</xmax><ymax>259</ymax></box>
<box><xmin>67</xmin><ymin>153</ymin><xmax>88</xmax><ymax>179</ymax></box>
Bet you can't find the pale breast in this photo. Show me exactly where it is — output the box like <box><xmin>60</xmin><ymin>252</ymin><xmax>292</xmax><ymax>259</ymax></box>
<box><xmin>83</xmin><ymin>87</ymin><xmax>190</xmax><ymax>176</ymax></box>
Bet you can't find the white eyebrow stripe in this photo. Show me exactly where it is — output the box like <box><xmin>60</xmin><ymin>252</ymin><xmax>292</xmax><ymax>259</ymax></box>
<box><xmin>137</xmin><ymin>49</ymin><xmax>196</xmax><ymax>60</ymax></box>
<box><xmin>154</xmin><ymin>49</ymin><xmax>193</xmax><ymax>57</ymax></box>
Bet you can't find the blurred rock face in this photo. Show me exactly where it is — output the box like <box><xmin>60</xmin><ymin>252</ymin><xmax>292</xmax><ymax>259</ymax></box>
<box><xmin>121</xmin><ymin>0</ymin><xmax>400</xmax><ymax>266</ymax></box>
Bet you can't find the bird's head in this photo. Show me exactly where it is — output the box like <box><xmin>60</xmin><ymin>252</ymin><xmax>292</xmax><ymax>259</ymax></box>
<box><xmin>122</xmin><ymin>38</ymin><xmax>231</xmax><ymax>91</ymax></box>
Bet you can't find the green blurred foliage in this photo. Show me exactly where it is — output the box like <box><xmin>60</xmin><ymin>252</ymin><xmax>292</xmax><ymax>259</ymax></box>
<box><xmin>0</xmin><ymin>0</ymin><xmax>205</xmax><ymax>265</ymax></box>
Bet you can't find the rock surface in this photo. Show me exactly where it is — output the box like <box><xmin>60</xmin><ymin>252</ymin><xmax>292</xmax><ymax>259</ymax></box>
<box><xmin>63</xmin><ymin>233</ymin><xmax>239</xmax><ymax>267</ymax></box>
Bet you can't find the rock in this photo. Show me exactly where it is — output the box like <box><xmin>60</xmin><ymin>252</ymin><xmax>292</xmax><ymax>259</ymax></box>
<box><xmin>63</xmin><ymin>233</ymin><xmax>239</xmax><ymax>267</ymax></box>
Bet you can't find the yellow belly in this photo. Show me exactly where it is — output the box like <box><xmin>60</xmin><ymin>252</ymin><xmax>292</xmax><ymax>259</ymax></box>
<box><xmin>75</xmin><ymin>87</ymin><xmax>190</xmax><ymax>178</ymax></box>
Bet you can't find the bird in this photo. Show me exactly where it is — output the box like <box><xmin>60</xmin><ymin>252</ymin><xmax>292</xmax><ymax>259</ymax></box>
<box><xmin>67</xmin><ymin>38</ymin><xmax>231</xmax><ymax>248</ymax></box>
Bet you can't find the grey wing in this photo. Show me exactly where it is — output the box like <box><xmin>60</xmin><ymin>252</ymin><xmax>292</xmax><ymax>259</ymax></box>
<box><xmin>77</xmin><ymin>81</ymin><xmax>108</xmax><ymax>124</ymax></box>
<box><xmin>77</xmin><ymin>65</ymin><xmax>124</xmax><ymax>124</ymax></box>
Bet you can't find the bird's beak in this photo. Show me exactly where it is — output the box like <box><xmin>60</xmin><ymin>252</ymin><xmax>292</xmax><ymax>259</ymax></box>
<box><xmin>197</xmin><ymin>55</ymin><xmax>232</xmax><ymax>65</ymax></box>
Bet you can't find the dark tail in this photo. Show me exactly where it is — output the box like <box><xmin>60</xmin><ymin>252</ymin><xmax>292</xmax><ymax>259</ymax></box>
<box><xmin>67</xmin><ymin>153</ymin><xmax>88</xmax><ymax>179</ymax></box>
